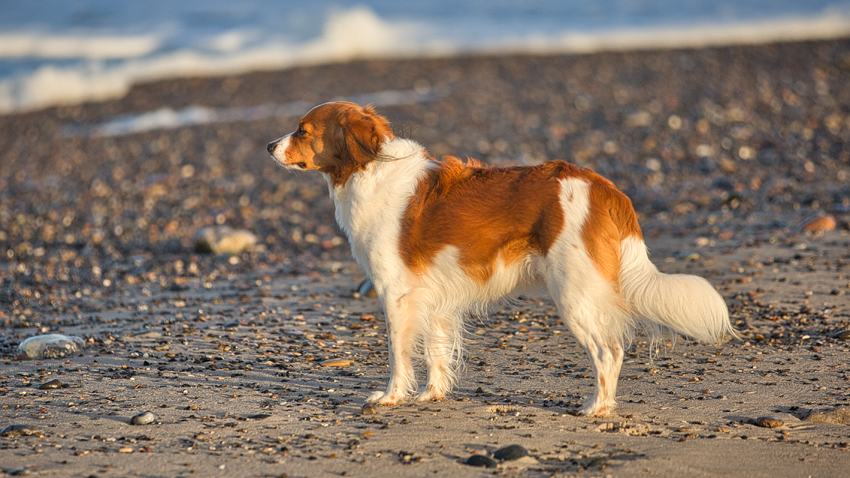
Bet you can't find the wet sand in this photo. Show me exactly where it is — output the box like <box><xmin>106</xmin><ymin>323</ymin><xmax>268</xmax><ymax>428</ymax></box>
<box><xmin>2</xmin><ymin>39</ymin><xmax>850</xmax><ymax>477</ymax></box>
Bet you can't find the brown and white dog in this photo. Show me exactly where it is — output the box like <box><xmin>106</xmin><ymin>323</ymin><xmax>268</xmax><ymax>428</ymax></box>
<box><xmin>267</xmin><ymin>102</ymin><xmax>734</xmax><ymax>416</ymax></box>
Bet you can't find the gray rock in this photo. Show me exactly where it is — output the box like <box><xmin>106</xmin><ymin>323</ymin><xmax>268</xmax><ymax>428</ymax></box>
<box><xmin>18</xmin><ymin>334</ymin><xmax>85</xmax><ymax>359</ymax></box>
<box><xmin>832</xmin><ymin>330</ymin><xmax>850</xmax><ymax>340</ymax></box>
<box><xmin>361</xmin><ymin>404</ymin><xmax>377</xmax><ymax>415</ymax></box>
<box><xmin>751</xmin><ymin>416</ymin><xmax>784</xmax><ymax>428</ymax></box>
<box><xmin>130</xmin><ymin>411</ymin><xmax>156</xmax><ymax>425</ymax></box>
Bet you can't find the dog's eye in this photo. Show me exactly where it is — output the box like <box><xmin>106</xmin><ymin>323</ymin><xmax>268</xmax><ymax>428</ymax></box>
<box><xmin>296</xmin><ymin>126</ymin><xmax>307</xmax><ymax>136</ymax></box>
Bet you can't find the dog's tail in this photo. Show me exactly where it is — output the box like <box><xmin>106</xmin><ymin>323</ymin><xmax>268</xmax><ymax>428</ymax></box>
<box><xmin>618</xmin><ymin>235</ymin><xmax>735</xmax><ymax>343</ymax></box>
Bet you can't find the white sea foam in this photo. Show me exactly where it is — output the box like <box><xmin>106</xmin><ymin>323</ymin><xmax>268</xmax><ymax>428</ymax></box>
<box><xmin>1</xmin><ymin>3</ymin><xmax>850</xmax><ymax>115</ymax></box>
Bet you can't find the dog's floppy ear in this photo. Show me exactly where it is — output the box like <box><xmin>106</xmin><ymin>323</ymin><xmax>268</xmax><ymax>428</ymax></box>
<box><xmin>338</xmin><ymin>105</ymin><xmax>392</xmax><ymax>165</ymax></box>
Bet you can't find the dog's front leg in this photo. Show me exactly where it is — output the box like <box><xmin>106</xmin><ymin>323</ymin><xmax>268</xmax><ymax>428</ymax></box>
<box><xmin>367</xmin><ymin>291</ymin><xmax>419</xmax><ymax>406</ymax></box>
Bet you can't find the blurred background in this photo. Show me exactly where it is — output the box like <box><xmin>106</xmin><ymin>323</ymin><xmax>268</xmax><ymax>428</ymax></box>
<box><xmin>2</xmin><ymin>0</ymin><xmax>850</xmax><ymax>114</ymax></box>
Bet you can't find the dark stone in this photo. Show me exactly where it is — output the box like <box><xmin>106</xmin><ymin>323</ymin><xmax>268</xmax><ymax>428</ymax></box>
<box><xmin>464</xmin><ymin>455</ymin><xmax>497</xmax><ymax>468</ymax></box>
<box><xmin>38</xmin><ymin>379</ymin><xmax>63</xmax><ymax>390</ymax></box>
<box><xmin>493</xmin><ymin>444</ymin><xmax>529</xmax><ymax>461</ymax></box>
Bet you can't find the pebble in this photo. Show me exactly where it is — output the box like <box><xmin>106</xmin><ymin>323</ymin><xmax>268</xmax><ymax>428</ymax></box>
<box><xmin>194</xmin><ymin>226</ymin><xmax>257</xmax><ymax>255</ymax></box>
<box><xmin>246</xmin><ymin>413</ymin><xmax>272</xmax><ymax>420</ymax></box>
<box><xmin>801</xmin><ymin>215</ymin><xmax>836</xmax><ymax>233</ymax></box>
<box><xmin>38</xmin><ymin>379</ymin><xmax>64</xmax><ymax>390</ymax></box>
<box><xmin>130</xmin><ymin>411</ymin><xmax>156</xmax><ymax>425</ymax></box>
<box><xmin>17</xmin><ymin>334</ymin><xmax>85</xmax><ymax>359</ymax></box>
<box><xmin>361</xmin><ymin>404</ymin><xmax>377</xmax><ymax>415</ymax></box>
<box><xmin>464</xmin><ymin>455</ymin><xmax>498</xmax><ymax>468</ymax></box>
<box><xmin>751</xmin><ymin>416</ymin><xmax>784</xmax><ymax>428</ymax></box>
<box><xmin>493</xmin><ymin>444</ymin><xmax>529</xmax><ymax>461</ymax></box>
<box><xmin>832</xmin><ymin>330</ymin><xmax>850</xmax><ymax>340</ymax></box>
<box><xmin>8</xmin><ymin>467</ymin><xmax>30</xmax><ymax>476</ymax></box>
<box><xmin>320</xmin><ymin>358</ymin><xmax>351</xmax><ymax>367</ymax></box>
<box><xmin>356</xmin><ymin>278</ymin><xmax>378</xmax><ymax>298</ymax></box>
<box><xmin>0</xmin><ymin>424</ymin><xmax>39</xmax><ymax>438</ymax></box>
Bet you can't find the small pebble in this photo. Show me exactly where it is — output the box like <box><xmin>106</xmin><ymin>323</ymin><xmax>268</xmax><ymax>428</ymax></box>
<box><xmin>246</xmin><ymin>413</ymin><xmax>271</xmax><ymax>420</ymax></box>
<box><xmin>320</xmin><ymin>358</ymin><xmax>351</xmax><ymax>367</ymax></box>
<box><xmin>464</xmin><ymin>455</ymin><xmax>497</xmax><ymax>468</ymax></box>
<box><xmin>38</xmin><ymin>379</ymin><xmax>64</xmax><ymax>390</ymax></box>
<box><xmin>493</xmin><ymin>444</ymin><xmax>529</xmax><ymax>461</ymax></box>
<box><xmin>194</xmin><ymin>226</ymin><xmax>257</xmax><ymax>255</ymax></box>
<box><xmin>802</xmin><ymin>214</ymin><xmax>836</xmax><ymax>233</ymax></box>
<box><xmin>130</xmin><ymin>411</ymin><xmax>156</xmax><ymax>425</ymax></box>
<box><xmin>8</xmin><ymin>467</ymin><xmax>30</xmax><ymax>476</ymax></box>
<box><xmin>832</xmin><ymin>330</ymin><xmax>850</xmax><ymax>340</ymax></box>
<box><xmin>0</xmin><ymin>424</ymin><xmax>38</xmax><ymax>438</ymax></box>
<box><xmin>751</xmin><ymin>416</ymin><xmax>784</xmax><ymax>428</ymax></box>
<box><xmin>361</xmin><ymin>404</ymin><xmax>377</xmax><ymax>415</ymax></box>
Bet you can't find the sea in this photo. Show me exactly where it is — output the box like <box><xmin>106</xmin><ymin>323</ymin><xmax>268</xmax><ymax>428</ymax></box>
<box><xmin>2</xmin><ymin>0</ymin><xmax>850</xmax><ymax>117</ymax></box>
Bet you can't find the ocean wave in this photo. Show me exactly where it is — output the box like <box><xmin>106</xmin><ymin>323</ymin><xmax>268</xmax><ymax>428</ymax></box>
<box><xmin>1</xmin><ymin>5</ymin><xmax>849</xmax><ymax>115</ymax></box>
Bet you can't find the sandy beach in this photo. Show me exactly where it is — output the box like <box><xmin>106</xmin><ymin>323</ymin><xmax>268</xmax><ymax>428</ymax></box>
<box><xmin>2</xmin><ymin>39</ymin><xmax>850</xmax><ymax>477</ymax></box>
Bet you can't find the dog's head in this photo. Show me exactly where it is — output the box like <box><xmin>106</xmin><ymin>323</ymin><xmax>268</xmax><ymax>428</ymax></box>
<box><xmin>266</xmin><ymin>102</ymin><xmax>394</xmax><ymax>186</ymax></box>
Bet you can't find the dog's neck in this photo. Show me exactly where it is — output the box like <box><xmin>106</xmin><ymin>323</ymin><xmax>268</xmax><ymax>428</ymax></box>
<box><xmin>324</xmin><ymin>138</ymin><xmax>433</xmax><ymax>278</ymax></box>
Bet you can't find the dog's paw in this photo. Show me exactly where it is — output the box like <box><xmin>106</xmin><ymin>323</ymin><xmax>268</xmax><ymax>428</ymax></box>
<box><xmin>366</xmin><ymin>390</ymin><xmax>403</xmax><ymax>406</ymax></box>
<box><xmin>579</xmin><ymin>402</ymin><xmax>613</xmax><ymax>417</ymax></box>
<box><xmin>415</xmin><ymin>385</ymin><xmax>446</xmax><ymax>402</ymax></box>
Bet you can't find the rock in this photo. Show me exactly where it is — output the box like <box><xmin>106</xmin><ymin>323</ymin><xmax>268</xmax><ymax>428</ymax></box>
<box><xmin>361</xmin><ymin>404</ymin><xmax>377</xmax><ymax>415</ymax></box>
<box><xmin>38</xmin><ymin>379</ymin><xmax>64</xmax><ymax>390</ymax></box>
<box><xmin>355</xmin><ymin>278</ymin><xmax>378</xmax><ymax>298</ymax></box>
<box><xmin>464</xmin><ymin>454</ymin><xmax>497</xmax><ymax>468</ymax></box>
<box><xmin>802</xmin><ymin>215</ymin><xmax>836</xmax><ymax>233</ymax></box>
<box><xmin>493</xmin><ymin>444</ymin><xmax>529</xmax><ymax>461</ymax></box>
<box><xmin>751</xmin><ymin>416</ymin><xmax>784</xmax><ymax>428</ymax></box>
<box><xmin>130</xmin><ymin>411</ymin><xmax>156</xmax><ymax>425</ymax></box>
<box><xmin>802</xmin><ymin>407</ymin><xmax>850</xmax><ymax>425</ymax></box>
<box><xmin>320</xmin><ymin>358</ymin><xmax>351</xmax><ymax>367</ymax></box>
<box><xmin>832</xmin><ymin>330</ymin><xmax>850</xmax><ymax>340</ymax></box>
<box><xmin>246</xmin><ymin>413</ymin><xmax>272</xmax><ymax>420</ymax></box>
<box><xmin>17</xmin><ymin>334</ymin><xmax>85</xmax><ymax>359</ymax></box>
<box><xmin>194</xmin><ymin>226</ymin><xmax>257</xmax><ymax>255</ymax></box>
<box><xmin>8</xmin><ymin>467</ymin><xmax>30</xmax><ymax>476</ymax></box>
<box><xmin>1</xmin><ymin>424</ymin><xmax>39</xmax><ymax>438</ymax></box>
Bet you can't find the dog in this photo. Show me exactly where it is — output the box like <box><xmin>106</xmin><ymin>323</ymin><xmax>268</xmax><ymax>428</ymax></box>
<box><xmin>266</xmin><ymin>102</ymin><xmax>734</xmax><ymax>416</ymax></box>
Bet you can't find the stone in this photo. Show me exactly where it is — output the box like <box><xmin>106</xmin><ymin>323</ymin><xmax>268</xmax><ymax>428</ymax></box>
<box><xmin>194</xmin><ymin>226</ymin><xmax>257</xmax><ymax>255</ymax></box>
<box><xmin>464</xmin><ymin>454</ymin><xmax>497</xmax><ymax>468</ymax></box>
<box><xmin>802</xmin><ymin>215</ymin><xmax>836</xmax><ymax>233</ymax></box>
<box><xmin>493</xmin><ymin>444</ymin><xmax>529</xmax><ymax>461</ymax></box>
<box><xmin>0</xmin><ymin>424</ymin><xmax>39</xmax><ymax>438</ymax></box>
<box><xmin>38</xmin><ymin>379</ymin><xmax>64</xmax><ymax>390</ymax></box>
<box><xmin>130</xmin><ymin>411</ymin><xmax>156</xmax><ymax>425</ymax></box>
<box><xmin>802</xmin><ymin>407</ymin><xmax>850</xmax><ymax>425</ymax></box>
<box><xmin>320</xmin><ymin>358</ymin><xmax>351</xmax><ymax>367</ymax></box>
<box><xmin>17</xmin><ymin>334</ymin><xmax>85</xmax><ymax>359</ymax></box>
<box><xmin>751</xmin><ymin>416</ymin><xmax>784</xmax><ymax>428</ymax></box>
<box><xmin>832</xmin><ymin>330</ymin><xmax>850</xmax><ymax>340</ymax></box>
<box><xmin>361</xmin><ymin>404</ymin><xmax>377</xmax><ymax>415</ymax></box>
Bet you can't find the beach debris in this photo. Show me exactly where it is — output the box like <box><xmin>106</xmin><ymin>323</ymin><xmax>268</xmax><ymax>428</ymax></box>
<box><xmin>246</xmin><ymin>413</ymin><xmax>272</xmax><ymax>420</ymax></box>
<box><xmin>17</xmin><ymin>334</ymin><xmax>85</xmax><ymax>359</ymax></box>
<box><xmin>361</xmin><ymin>404</ymin><xmax>377</xmax><ymax>415</ymax></box>
<box><xmin>493</xmin><ymin>444</ymin><xmax>529</xmax><ymax>461</ymax></box>
<box><xmin>38</xmin><ymin>379</ymin><xmax>64</xmax><ymax>390</ymax></box>
<box><xmin>194</xmin><ymin>226</ymin><xmax>257</xmax><ymax>254</ymax></box>
<box><xmin>1</xmin><ymin>424</ymin><xmax>41</xmax><ymax>438</ymax></box>
<box><xmin>801</xmin><ymin>214</ymin><xmax>836</xmax><ymax>233</ymax></box>
<box><xmin>130</xmin><ymin>411</ymin><xmax>156</xmax><ymax>425</ymax></box>
<box><xmin>802</xmin><ymin>407</ymin><xmax>850</xmax><ymax>425</ymax></box>
<box><xmin>750</xmin><ymin>416</ymin><xmax>784</xmax><ymax>428</ymax></box>
<box><xmin>464</xmin><ymin>454</ymin><xmax>497</xmax><ymax>468</ymax></box>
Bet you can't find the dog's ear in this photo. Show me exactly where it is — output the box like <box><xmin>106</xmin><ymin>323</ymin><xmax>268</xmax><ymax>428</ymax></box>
<box><xmin>338</xmin><ymin>105</ymin><xmax>393</xmax><ymax>165</ymax></box>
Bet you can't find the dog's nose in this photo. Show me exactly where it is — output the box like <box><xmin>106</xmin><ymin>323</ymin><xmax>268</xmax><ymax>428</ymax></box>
<box><xmin>266</xmin><ymin>141</ymin><xmax>276</xmax><ymax>154</ymax></box>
